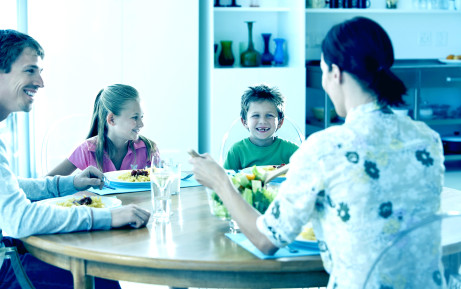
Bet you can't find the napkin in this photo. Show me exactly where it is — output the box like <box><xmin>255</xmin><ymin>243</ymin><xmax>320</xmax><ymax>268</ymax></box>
<box><xmin>89</xmin><ymin>186</ymin><xmax>149</xmax><ymax>195</ymax></box>
<box><xmin>225</xmin><ymin>233</ymin><xmax>320</xmax><ymax>259</ymax></box>
<box><xmin>90</xmin><ymin>177</ymin><xmax>202</xmax><ymax>195</ymax></box>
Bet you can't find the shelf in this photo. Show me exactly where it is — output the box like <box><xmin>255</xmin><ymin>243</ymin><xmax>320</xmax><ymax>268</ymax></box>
<box><xmin>215</xmin><ymin>7</ymin><xmax>291</xmax><ymax>12</ymax></box>
<box><xmin>423</xmin><ymin>118</ymin><xmax>461</xmax><ymax>125</ymax></box>
<box><xmin>305</xmin><ymin>8</ymin><xmax>461</xmax><ymax>13</ymax></box>
<box><xmin>444</xmin><ymin>154</ymin><xmax>461</xmax><ymax>161</ymax></box>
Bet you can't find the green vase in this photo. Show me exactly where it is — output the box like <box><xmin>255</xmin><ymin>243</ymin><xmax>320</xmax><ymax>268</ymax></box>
<box><xmin>218</xmin><ymin>41</ymin><xmax>235</xmax><ymax>67</ymax></box>
<box><xmin>240</xmin><ymin>21</ymin><xmax>261</xmax><ymax>67</ymax></box>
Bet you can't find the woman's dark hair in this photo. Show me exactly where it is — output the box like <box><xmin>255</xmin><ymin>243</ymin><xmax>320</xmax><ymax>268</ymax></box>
<box><xmin>321</xmin><ymin>17</ymin><xmax>406</xmax><ymax>107</ymax></box>
<box><xmin>0</xmin><ymin>29</ymin><xmax>44</xmax><ymax>73</ymax></box>
<box><xmin>87</xmin><ymin>84</ymin><xmax>158</xmax><ymax>171</ymax></box>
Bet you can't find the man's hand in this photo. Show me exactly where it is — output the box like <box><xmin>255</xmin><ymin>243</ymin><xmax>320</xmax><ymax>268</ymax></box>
<box><xmin>73</xmin><ymin>166</ymin><xmax>105</xmax><ymax>191</ymax></box>
<box><xmin>111</xmin><ymin>204</ymin><xmax>151</xmax><ymax>228</ymax></box>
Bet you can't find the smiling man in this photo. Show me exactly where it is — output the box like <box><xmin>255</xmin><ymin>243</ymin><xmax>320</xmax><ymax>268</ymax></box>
<box><xmin>0</xmin><ymin>30</ymin><xmax>150</xmax><ymax>289</ymax></box>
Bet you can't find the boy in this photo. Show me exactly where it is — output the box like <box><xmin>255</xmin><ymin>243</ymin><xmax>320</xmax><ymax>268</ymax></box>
<box><xmin>223</xmin><ymin>84</ymin><xmax>299</xmax><ymax>171</ymax></box>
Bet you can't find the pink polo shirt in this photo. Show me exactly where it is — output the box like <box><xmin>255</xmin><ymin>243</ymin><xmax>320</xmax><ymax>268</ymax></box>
<box><xmin>68</xmin><ymin>137</ymin><xmax>159</xmax><ymax>173</ymax></box>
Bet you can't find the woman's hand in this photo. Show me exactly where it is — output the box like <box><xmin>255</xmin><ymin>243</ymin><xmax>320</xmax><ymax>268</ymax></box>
<box><xmin>73</xmin><ymin>166</ymin><xmax>105</xmax><ymax>191</ymax></box>
<box><xmin>188</xmin><ymin>153</ymin><xmax>229</xmax><ymax>191</ymax></box>
<box><xmin>110</xmin><ymin>204</ymin><xmax>151</xmax><ymax>228</ymax></box>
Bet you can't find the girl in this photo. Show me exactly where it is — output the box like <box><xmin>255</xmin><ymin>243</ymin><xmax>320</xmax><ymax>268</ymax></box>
<box><xmin>47</xmin><ymin>84</ymin><xmax>159</xmax><ymax>175</ymax></box>
<box><xmin>190</xmin><ymin>17</ymin><xmax>445</xmax><ymax>289</ymax></box>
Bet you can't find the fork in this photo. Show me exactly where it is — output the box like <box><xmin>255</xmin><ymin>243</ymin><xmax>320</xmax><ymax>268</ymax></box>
<box><xmin>181</xmin><ymin>173</ymin><xmax>193</xmax><ymax>181</ymax></box>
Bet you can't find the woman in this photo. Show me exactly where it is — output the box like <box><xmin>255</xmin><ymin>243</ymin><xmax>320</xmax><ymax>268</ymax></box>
<box><xmin>190</xmin><ymin>17</ymin><xmax>445</xmax><ymax>289</ymax></box>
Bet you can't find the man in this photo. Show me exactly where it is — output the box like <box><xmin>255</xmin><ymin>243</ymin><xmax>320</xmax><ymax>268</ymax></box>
<box><xmin>0</xmin><ymin>29</ymin><xmax>151</xmax><ymax>288</ymax></box>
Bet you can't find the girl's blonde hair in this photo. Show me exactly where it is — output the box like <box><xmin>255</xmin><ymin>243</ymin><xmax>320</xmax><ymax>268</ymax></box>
<box><xmin>87</xmin><ymin>84</ymin><xmax>157</xmax><ymax>171</ymax></box>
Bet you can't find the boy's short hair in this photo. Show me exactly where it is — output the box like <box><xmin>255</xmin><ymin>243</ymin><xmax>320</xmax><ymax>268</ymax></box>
<box><xmin>240</xmin><ymin>84</ymin><xmax>285</xmax><ymax>121</ymax></box>
<box><xmin>0</xmin><ymin>29</ymin><xmax>44</xmax><ymax>73</ymax></box>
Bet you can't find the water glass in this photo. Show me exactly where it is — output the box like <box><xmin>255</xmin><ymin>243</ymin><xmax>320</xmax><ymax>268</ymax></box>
<box><xmin>168</xmin><ymin>163</ymin><xmax>181</xmax><ymax>195</ymax></box>
<box><xmin>150</xmin><ymin>160</ymin><xmax>174</xmax><ymax>223</ymax></box>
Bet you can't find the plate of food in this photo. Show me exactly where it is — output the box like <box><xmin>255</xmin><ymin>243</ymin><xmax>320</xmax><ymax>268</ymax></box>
<box><xmin>438</xmin><ymin>55</ymin><xmax>461</xmax><ymax>64</ymax></box>
<box><xmin>104</xmin><ymin>169</ymin><xmax>151</xmax><ymax>189</ymax></box>
<box><xmin>37</xmin><ymin>195</ymin><xmax>122</xmax><ymax>209</ymax></box>
<box><xmin>241</xmin><ymin>164</ymin><xmax>287</xmax><ymax>183</ymax></box>
<box><xmin>292</xmin><ymin>225</ymin><xmax>319</xmax><ymax>250</ymax></box>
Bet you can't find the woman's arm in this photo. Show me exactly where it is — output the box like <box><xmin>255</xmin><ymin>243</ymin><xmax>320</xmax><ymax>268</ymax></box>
<box><xmin>46</xmin><ymin>159</ymin><xmax>78</xmax><ymax>176</ymax></box>
<box><xmin>190</xmin><ymin>153</ymin><xmax>278</xmax><ymax>255</ymax></box>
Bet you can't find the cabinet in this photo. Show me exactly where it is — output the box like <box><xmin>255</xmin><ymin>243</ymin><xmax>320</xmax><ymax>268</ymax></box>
<box><xmin>305</xmin><ymin>60</ymin><xmax>461</xmax><ymax>161</ymax></box>
<box><xmin>206</xmin><ymin>0</ymin><xmax>306</xmax><ymax>160</ymax></box>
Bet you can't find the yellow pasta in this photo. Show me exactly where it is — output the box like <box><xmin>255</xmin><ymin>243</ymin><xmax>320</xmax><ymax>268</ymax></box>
<box><xmin>56</xmin><ymin>196</ymin><xmax>105</xmax><ymax>208</ymax></box>
<box><xmin>299</xmin><ymin>226</ymin><xmax>317</xmax><ymax>241</ymax></box>
<box><xmin>117</xmin><ymin>170</ymin><xmax>150</xmax><ymax>182</ymax></box>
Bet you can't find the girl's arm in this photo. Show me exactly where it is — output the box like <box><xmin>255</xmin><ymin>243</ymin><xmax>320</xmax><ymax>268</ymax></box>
<box><xmin>46</xmin><ymin>159</ymin><xmax>78</xmax><ymax>176</ymax></box>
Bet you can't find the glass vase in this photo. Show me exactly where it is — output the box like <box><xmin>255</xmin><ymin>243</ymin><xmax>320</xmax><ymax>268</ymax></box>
<box><xmin>261</xmin><ymin>33</ymin><xmax>274</xmax><ymax>66</ymax></box>
<box><xmin>240</xmin><ymin>21</ymin><xmax>261</xmax><ymax>67</ymax></box>
<box><xmin>218</xmin><ymin>40</ymin><xmax>235</xmax><ymax>67</ymax></box>
<box><xmin>273</xmin><ymin>38</ymin><xmax>285</xmax><ymax>66</ymax></box>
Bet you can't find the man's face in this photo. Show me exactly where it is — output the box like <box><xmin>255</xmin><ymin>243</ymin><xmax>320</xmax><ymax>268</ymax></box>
<box><xmin>0</xmin><ymin>47</ymin><xmax>44</xmax><ymax>117</ymax></box>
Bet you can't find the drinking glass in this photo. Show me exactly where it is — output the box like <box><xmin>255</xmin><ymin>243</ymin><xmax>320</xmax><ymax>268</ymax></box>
<box><xmin>150</xmin><ymin>160</ymin><xmax>174</xmax><ymax>223</ymax></box>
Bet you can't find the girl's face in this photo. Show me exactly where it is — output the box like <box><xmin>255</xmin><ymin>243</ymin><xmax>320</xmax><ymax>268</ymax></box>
<box><xmin>109</xmin><ymin>99</ymin><xmax>144</xmax><ymax>142</ymax></box>
<box><xmin>243</xmin><ymin>100</ymin><xmax>282</xmax><ymax>146</ymax></box>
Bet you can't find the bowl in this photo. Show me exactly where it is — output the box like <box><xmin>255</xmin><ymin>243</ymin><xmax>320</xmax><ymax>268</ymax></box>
<box><xmin>312</xmin><ymin>107</ymin><xmax>337</xmax><ymax>121</ymax></box>
<box><xmin>442</xmin><ymin>135</ymin><xmax>461</xmax><ymax>154</ymax></box>
<box><xmin>419</xmin><ymin>107</ymin><xmax>433</xmax><ymax>120</ymax></box>
<box><xmin>391</xmin><ymin>107</ymin><xmax>409</xmax><ymax>117</ymax></box>
<box><xmin>206</xmin><ymin>167</ymin><xmax>279</xmax><ymax>222</ymax></box>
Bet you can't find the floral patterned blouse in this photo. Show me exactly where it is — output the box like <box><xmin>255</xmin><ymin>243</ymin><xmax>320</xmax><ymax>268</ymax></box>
<box><xmin>257</xmin><ymin>101</ymin><xmax>445</xmax><ymax>289</ymax></box>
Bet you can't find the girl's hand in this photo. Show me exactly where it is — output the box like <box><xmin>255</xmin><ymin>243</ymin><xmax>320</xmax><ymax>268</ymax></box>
<box><xmin>73</xmin><ymin>166</ymin><xmax>105</xmax><ymax>191</ymax></box>
<box><xmin>110</xmin><ymin>204</ymin><xmax>151</xmax><ymax>228</ymax></box>
<box><xmin>188</xmin><ymin>152</ymin><xmax>229</xmax><ymax>192</ymax></box>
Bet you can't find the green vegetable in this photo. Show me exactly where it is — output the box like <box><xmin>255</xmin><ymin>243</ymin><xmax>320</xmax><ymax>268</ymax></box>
<box><xmin>209</xmin><ymin>166</ymin><xmax>278</xmax><ymax>218</ymax></box>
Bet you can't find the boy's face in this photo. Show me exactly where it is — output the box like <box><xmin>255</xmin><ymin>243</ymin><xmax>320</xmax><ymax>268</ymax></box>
<box><xmin>242</xmin><ymin>100</ymin><xmax>283</xmax><ymax>146</ymax></box>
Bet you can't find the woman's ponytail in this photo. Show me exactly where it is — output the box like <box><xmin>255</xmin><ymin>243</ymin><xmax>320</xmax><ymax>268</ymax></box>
<box><xmin>370</xmin><ymin>68</ymin><xmax>407</xmax><ymax>107</ymax></box>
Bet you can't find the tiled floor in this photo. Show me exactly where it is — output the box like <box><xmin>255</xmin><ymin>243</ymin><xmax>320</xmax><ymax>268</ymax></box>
<box><xmin>120</xmin><ymin>163</ymin><xmax>461</xmax><ymax>289</ymax></box>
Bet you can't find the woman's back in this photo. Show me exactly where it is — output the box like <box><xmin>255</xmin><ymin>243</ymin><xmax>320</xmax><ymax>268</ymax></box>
<box><xmin>307</xmin><ymin>102</ymin><xmax>444</xmax><ymax>288</ymax></box>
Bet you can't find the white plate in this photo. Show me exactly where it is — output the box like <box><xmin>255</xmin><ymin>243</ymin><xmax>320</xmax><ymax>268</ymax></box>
<box><xmin>105</xmin><ymin>170</ymin><xmax>151</xmax><ymax>189</ymax></box>
<box><xmin>105</xmin><ymin>170</ymin><xmax>149</xmax><ymax>184</ymax></box>
<box><xmin>438</xmin><ymin>58</ymin><xmax>461</xmax><ymax>65</ymax></box>
<box><xmin>37</xmin><ymin>195</ymin><xmax>122</xmax><ymax>209</ymax></box>
<box><xmin>292</xmin><ymin>237</ymin><xmax>319</xmax><ymax>250</ymax></box>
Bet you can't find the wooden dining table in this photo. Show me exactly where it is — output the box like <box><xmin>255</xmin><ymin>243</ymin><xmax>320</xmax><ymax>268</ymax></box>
<box><xmin>21</xmin><ymin>185</ymin><xmax>330</xmax><ymax>289</ymax></box>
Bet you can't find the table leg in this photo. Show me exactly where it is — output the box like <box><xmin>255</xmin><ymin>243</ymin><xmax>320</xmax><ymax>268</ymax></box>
<box><xmin>70</xmin><ymin>257</ymin><xmax>95</xmax><ymax>289</ymax></box>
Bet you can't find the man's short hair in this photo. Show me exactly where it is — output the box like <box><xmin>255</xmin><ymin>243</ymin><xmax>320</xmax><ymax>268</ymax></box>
<box><xmin>0</xmin><ymin>29</ymin><xmax>44</xmax><ymax>73</ymax></box>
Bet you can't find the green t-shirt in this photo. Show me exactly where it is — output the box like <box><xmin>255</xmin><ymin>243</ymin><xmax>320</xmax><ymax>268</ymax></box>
<box><xmin>223</xmin><ymin>137</ymin><xmax>299</xmax><ymax>171</ymax></box>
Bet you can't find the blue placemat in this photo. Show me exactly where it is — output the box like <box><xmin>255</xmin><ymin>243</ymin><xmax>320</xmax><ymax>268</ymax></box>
<box><xmin>225</xmin><ymin>233</ymin><xmax>320</xmax><ymax>259</ymax></box>
<box><xmin>89</xmin><ymin>186</ymin><xmax>149</xmax><ymax>195</ymax></box>
<box><xmin>180</xmin><ymin>177</ymin><xmax>202</xmax><ymax>188</ymax></box>
<box><xmin>90</xmin><ymin>177</ymin><xmax>202</xmax><ymax>195</ymax></box>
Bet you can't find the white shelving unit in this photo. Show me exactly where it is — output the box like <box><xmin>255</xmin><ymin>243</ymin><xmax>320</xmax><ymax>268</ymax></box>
<box><xmin>207</xmin><ymin>0</ymin><xmax>306</xmax><ymax>160</ymax></box>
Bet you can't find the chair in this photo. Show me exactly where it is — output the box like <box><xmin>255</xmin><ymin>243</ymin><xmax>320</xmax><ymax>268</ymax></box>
<box><xmin>40</xmin><ymin>114</ymin><xmax>89</xmax><ymax>175</ymax></box>
<box><xmin>218</xmin><ymin>116</ymin><xmax>305</xmax><ymax>166</ymax></box>
<box><xmin>0</xmin><ymin>247</ymin><xmax>35</xmax><ymax>289</ymax></box>
<box><xmin>362</xmin><ymin>211</ymin><xmax>461</xmax><ymax>289</ymax></box>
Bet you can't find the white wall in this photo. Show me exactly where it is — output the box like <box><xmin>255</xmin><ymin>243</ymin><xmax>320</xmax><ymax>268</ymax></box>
<box><xmin>306</xmin><ymin>11</ymin><xmax>461</xmax><ymax>60</ymax></box>
<box><xmin>28</xmin><ymin>0</ymin><xmax>199</xmax><ymax>175</ymax></box>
